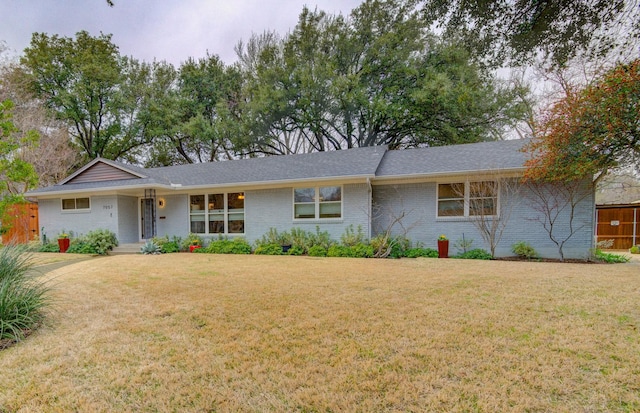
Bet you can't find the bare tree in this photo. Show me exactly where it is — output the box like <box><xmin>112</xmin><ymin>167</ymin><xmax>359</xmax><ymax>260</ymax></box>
<box><xmin>452</xmin><ymin>176</ymin><xmax>521</xmax><ymax>257</ymax></box>
<box><xmin>525</xmin><ymin>179</ymin><xmax>594</xmax><ymax>261</ymax></box>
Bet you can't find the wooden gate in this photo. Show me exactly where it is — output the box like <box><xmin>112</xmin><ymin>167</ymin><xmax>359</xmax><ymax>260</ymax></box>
<box><xmin>596</xmin><ymin>205</ymin><xmax>639</xmax><ymax>249</ymax></box>
<box><xmin>1</xmin><ymin>203</ymin><xmax>39</xmax><ymax>245</ymax></box>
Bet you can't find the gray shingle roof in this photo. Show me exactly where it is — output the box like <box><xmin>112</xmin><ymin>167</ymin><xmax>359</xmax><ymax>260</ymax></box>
<box><xmin>27</xmin><ymin>140</ymin><xmax>530</xmax><ymax>196</ymax></box>
<box><xmin>375</xmin><ymin>139</ymin><xmax>530</xmax><ymax>178</ymax></box>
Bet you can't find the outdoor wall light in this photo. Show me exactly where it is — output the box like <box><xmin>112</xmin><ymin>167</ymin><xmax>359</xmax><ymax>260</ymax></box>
<box><xmin>158</xmin><ymin>198</ymin><xmax>165</xmax><ymax>208</ymax></box>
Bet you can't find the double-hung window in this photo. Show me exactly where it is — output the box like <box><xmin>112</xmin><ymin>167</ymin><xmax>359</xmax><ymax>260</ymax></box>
<box><xmin>437</xmin><ymin>181</ymin><xmax>498</xmax><ymax>218</ymax></box>
<box><xmin>62</xmin><ymin>197</ymin><xmax>90</xmax><ymax>211</ymax></box>
<box><xmin>294</xmin><ymin>186</ymin><xmax>342</xmax><ymax>220</ymax></box>
<box><xmin>190</xmin><ymin>193</ymin><xmax>244</xmax><ymax>234</ymax></box>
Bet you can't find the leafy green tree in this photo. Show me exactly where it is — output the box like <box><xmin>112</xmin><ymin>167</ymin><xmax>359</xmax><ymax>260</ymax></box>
<box><xmin>20</xmin><ymin>31</ymin><xmax>152</xmax><ymax>161</ymax></box>
<box><xmin>418</xmin><ymin>0</ymin><xmax>639</xmax><ymax>67</ymax></box>
<box><xmin>0</xmin><ymin>99</ymin><xmax>39</xmax><ymax>230</ymax></box>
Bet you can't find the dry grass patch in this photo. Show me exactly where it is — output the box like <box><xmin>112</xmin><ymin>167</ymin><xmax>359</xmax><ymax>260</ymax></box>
<box><xmin>1</xmin><ymin>255</ymin><xmax>639</xmax><ymax>412</ymax></box>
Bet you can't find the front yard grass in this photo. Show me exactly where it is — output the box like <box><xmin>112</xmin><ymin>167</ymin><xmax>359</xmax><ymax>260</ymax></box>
<box><xmin>1</xmin><ymin>254</ymin><xmax>639</xmax><ymax>412</ymax></box>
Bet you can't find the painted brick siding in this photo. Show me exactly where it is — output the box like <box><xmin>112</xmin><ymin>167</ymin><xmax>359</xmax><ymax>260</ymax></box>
<box><xmin>38</xmin><ymin>196</ymin><xmax>121</xmax><ymax>241</ymax></box>
<box><xmin>156</xmin><ymin>194</ymin><xmax>189</xmax><ymax>239</ymax></box>
<box><xmin>117</xmin><ymin>196</ymin><xmax>139</xmax><ymax>243</ymax></box>
<box><xmin>372</xmin><ymin>179</ymin><xmax>594</xmax><ymax>259</ymax></box>
<box><xmin>244</xmin><ymin>183</ymin><xmax>370</xmax><ymax>244</ymax></box>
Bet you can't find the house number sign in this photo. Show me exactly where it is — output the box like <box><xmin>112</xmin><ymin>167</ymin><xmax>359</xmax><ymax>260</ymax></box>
<box><xmin>610</xmin><ymin>220</ymin><xmax>620</xmax><ymax>226</ymax></box>
<box><xmin>103</xmin><ymin>205</ymin><xmax>113</xmax><ymax>210</ymax></box>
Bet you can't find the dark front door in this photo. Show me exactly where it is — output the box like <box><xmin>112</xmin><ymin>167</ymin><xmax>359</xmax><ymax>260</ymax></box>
<box><xmin>140</xmin><ymin>198</ymin><xmax>156</xmax><ymax>240</ymax></box>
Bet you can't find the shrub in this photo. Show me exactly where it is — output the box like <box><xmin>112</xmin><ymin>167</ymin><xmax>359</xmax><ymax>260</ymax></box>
<box><xmin>85</xmin><ymin>229</ymin><xmax>118</xmax><ymax>255</ymax></box>
<box><xmin>389</xmin><ymin>236</ymin><xmax>410</xmax><ymax>258</ymax></box>
<box><xmin>456</xmin><ymin>249</ymin><xmax>493</xmax><ymax>260</ymax></box>
<box><xmin>66</xmin><ymin>242</ymin><xmax>98</xmax><ymax>254</ymax></box>
<box><xmin>140</xmin><ymin>240</ymin><xmax>161</xmax><ymax>255</ymax></box>
<box><xmin>37</xmin><ymin>242</ymin><xmax>59</xmax><ymax>253</ymax></box>
<box><xmin>630</xmin><ymin>245</ymin><xmax>640</xmax><ymax>254</ymax></box>
<box><xmin>593</xmin><ymin>249</ymin><xmax>630</xmax><ymax>263</ymax></box>
<box><xmin>308</xmin><ymin>226</ymin><xmax>334</xmax><ymax>250</ymax></box>
<box><xmin>0</xmin><ymin>246</ymin><xmax>50</xmax><ymax>342</ymax></box>
<box><xmin>202</xmin><ymin>238</ymin><xmax>252</xmax><ymax>254</ymax></box>
<box><xmin>289</xmin><ymin>228</ymin><xmax>310</xmax><ymax>252</ymax></box>
<box><xmin>351</xmin><ymin>243</ymin><xmax>374</xmax><ymax>258</ymax></box>
<box><xmin>160</xmin><ymin>241</ymin><xmax>180</xmax><ymax>253</ymax></box>
<box><xmin>254</xmin><ymin>243</ymin><xmax>283</xmax><ymax>255</ymax></box>
<box><xmin>405</xmin><ymin>248</ymin><xmax>439</xmax><ymax>258</ymax></box>
<box><xmin>308</xmin><ymin>245</ymin><xmax>327</xmax><ymax>257</ymax></box>
<box><xmin>327</xmin><ymin>245</ymin><xmax>354</xmax><ymax>258</ymax></box>
<box><xmin>287</xmin><ymin>246</ymin><xmax>305</xmax><ymax>256</ymax></box>
<box><xmin>180</xmin><ymin>233</ymin><xmax>203</xmax><ymax>251</ymax></box>
<box><xmin>512</xmin><ymin>241</ymin><xmax>538</xmax><ymax>260</ymax></box>
<box><xmin>340</xmin><ymin>225</ymin><xmax>366</xmax><ymax>247</ymax></box>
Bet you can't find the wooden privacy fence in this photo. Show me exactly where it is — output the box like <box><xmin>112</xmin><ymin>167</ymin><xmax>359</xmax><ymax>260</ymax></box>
<box><xmin>1</xmin><ymin>203</ymin><xmax>39</xmax><ymax>245</ymax></box>
<box><xmin>596</xmin><ymin>205</ymin><xmax>639</xmax><ymax>249</ymax></box>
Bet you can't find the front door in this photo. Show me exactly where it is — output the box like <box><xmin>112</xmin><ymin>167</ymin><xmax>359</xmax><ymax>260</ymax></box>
<box><xmin>140</xmin><ymin>198</ymin><xmax>156</xmax><ymax>240</ymax></box>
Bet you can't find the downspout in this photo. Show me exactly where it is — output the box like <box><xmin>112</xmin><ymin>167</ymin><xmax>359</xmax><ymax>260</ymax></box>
<box><xmin>634</xmin><ymin>207</ymin><xmax>637</xmax><ymax>247</ymax></box>
<box><xmin>367</xmin><ymin>177</ymin><xmax>372</xmax><ymax>240</ymax></box>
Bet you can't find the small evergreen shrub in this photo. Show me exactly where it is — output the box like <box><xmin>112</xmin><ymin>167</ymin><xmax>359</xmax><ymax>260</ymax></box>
<box><xmin>308</xmin><ymin>245</ymin><xmax>327</xmax><ymax>257</ymax></box>
<box><xmin>37</xmin><ymin>242</ymin><xmax>59</xmax><ymax>253</ymax></box>
<box><xmin>389</xmin><ymin>236</ymin><xmax>410</xmax><ymax>258</ymax></box>
<box><xmin>405</xmin><ymin>248</ymin><xmax>439</xmax><ymax>258</ymax></box>
<box><xmin>512</xmin><ymin>241</ymin><xmax>538</xmax><ymax>260</ymax></box>
<box><xmin>202</xmin><ymin>238</ymin><xmax>252</xmax><ymax>254</ymax></box>
<box><xmin>456</xmin><ymin>249</ymin><xmax>493</xmax><ymax>260</ymax></box>
<box><xmin>0</xmin><ymin>246</ymin><xmax>50</xmax><ymax>342</ymax></box>
<box><xmin>340</xmin><ymin>225</ymin><xmax>366</xmax><ymax>247</ymax></box>
<box><xmin>630</xmin><ymin>245</ymin><xmax>639</xmax><ymax>254</ymax></box>
<box><xmin>160</xmin><ymin>241</ymin><xmax>180</xmax><ymax>253</ymax></box>
<box><xmin>85</xmin><ymin>229</ymin><xmax>118</xmax><ymax>255</ymax></box>
<box><xmin>66</xmin><ymin>242</ymin><xmax>98</xmax><ymax>254</ymax></box>
<box><xmin>327</xmin><ymin>245</ymin><xmax>354</xmax><ymax>258</ymax></box>
<box><xmin>287</xmin><ymin>246</ymin><xmax>305</xmax><ymax>256</ymax></box>
<box><xmin>351</xmin><ymin>243</ymin><xmax>374</xmax><ymax>258</ymax></box>
<box><xmin>254</xmin><ymin>243</ymin><xmax>283</xmax><ymax>255</ymax></box>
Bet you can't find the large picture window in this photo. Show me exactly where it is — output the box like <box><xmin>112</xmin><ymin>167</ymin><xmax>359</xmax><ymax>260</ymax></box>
<box><xmin>438</xmin><ymin>181</ymin><xmax>497</xmax><ymax>218</ymax></box>
<box><xmin>294</xmin><ymin>186</ymin><xmax>342</xmax><ymax>220</ymax></box>
<box><xmin>190</xmin><ymin>193</ymin><xmax>244</xmax><ymax>234</ymax></box>
<box><xmin>62</xmin><ymin>197</ymin><xmax>90</xmax><ymax>211</ymax></box>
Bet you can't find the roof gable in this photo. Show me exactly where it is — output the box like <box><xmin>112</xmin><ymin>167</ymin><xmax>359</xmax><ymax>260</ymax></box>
<box><xmin>60</xmin><ymin>158</ymin><xmax>147</xmax><ymax>185</ymax></box>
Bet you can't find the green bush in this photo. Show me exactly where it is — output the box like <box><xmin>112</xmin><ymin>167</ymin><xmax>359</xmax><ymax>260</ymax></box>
<box><xmin>287</xmin><ymin>245</ymin><xmax>305</xmax><ymax>256</ymax></box>
<box><xmin>593</xmin><ymin>249</ymin><xmax>630</xmax><ymax>263</ymax></box>
<box><xmin>160</xmin><ymin>241</ymin><xmax>180</xmax><ymax>253</ymax></box>
<box><xmin>37</xmin><ymin>242</ymin><xmax>59</xmax><ymax>253</ymax></box>
<box><xmin>254</xmin><ymin>243</ymin><xmax>283</xmax><ymax>255</ymax></box>
<box><xmin>405</xmin><ymin>247</ymin><xmax>439</xmax><ymax>258</ymax></box>
<box><xmin>389</xmin><ymin>236</ymin><xmax>410</xmax><ymax>258</ymax></box>
<box><xmin>0</xmin><ymin>246</ymin><xmax>50</xmax><ymax>342</ymax></box>
<box><xmin>630</xmin><ymin>245</ymin><xmax>640</xmax><ymax>254</ymax></box>
<box><xmin>456</xmin><ymin>249</ymin><xmax>493</xmax><ymax>260</ymax></box>
<box><xmin>340</xmin><ymin>225</ymin><xmax>366</xmax><ymax>247</ymax></box>
<box><xmin>201</xmin><ymin>238</ymin><xmax>252</xmax><ymax>254</ymax></box>
<box><xmin>512</xmin><ymin>241</ymin><xmax>538</xmax><ymax>260</ymax></box>
<box><xmin>85</xmin><ymin>229</ymin><xmax>118</xmax><ymax>255</ymax></box>
<box><xmin>327</xmin><ymin>245</ymin><xmax>354</xmax><ymax>258</ymax></box>
<box><xmin>308</xmin><ymin>245</ymin><xmax>327</xmax><ymax>257</ymax></box>
<box><xmin>180</xmin><ymin>233</ymin><xmax>203</xmax><ymax>251</ymax></box>
<box><xmin>66</xmin><ymin>242</ymin><xmax>98</xmax><ymax>254</ymax></box>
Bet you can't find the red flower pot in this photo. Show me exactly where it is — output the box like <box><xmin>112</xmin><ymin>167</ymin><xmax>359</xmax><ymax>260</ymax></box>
<box><xmin>437</xmin><ymin>240</ymin><xmax>449</xmax><ymax>258</ymax></box>
<box><xmin>189</xmin><ymin>245</ymin><xmax>201</xmax><ymax>253</ymax></box>
<box><xmin>58</xmin><ymin>238</ymin><xmax>70</xmax><ymax>253</ymax></box>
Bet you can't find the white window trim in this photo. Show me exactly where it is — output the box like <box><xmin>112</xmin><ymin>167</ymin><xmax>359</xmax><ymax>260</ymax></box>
<box><xmin>189</xmin><ymin>192</ymin><xmax>245</xmax><ymax>235</ymax></box>
<box><xmin>61</xmin><ymin>197</ymin><xmax>91</xmax><ymax>212</ymax></box>
<box><xmin>293</xmin><ymin>186</ymin><xmax>343</xmax><ymax>221</ymax></box>
<box><xmin>436</xmin><ymin>180</ymin><xmax>499</xmax><ymax>220</ymax></box>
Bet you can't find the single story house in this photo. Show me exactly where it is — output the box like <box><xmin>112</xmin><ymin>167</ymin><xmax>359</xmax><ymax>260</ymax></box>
<box><xmin>26</xmin><ymin>139</ymin><xmax>595</xmax><ymax>258</ymax></box>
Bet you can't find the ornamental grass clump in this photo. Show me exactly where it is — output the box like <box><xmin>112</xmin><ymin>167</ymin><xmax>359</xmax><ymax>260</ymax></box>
<box><xmin>0</xmin><ymin>246</ymin><xmax>50</xmax><ymax>344</ymax></box>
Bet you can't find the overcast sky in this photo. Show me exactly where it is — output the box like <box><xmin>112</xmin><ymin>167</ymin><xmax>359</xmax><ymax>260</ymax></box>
<box><xmin>0</xmin><ymin>0</ymin><xmax>364</xmax><ymax>66</ymax></box>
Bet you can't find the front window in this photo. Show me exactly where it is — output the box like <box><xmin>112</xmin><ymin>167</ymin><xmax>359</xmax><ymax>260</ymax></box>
<box><xmin>190</xmin><ymin>193</ymin><xmax>244</xmax><ymax>234</ymax></box>
<box><xmin>438</xmin><ymin>181</ymin><xmax>498</xmax><ymax>218</ymax></box>
<box><xmin>294</xmin><ymin>186</ymin><xmax>342</xmax><ymax>220</ymax></box>
<box><xmin>62</xmin><ymin>197</ymin><xmax>90</xmax><ymax>211</ymax></box>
